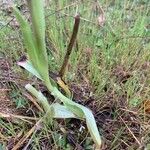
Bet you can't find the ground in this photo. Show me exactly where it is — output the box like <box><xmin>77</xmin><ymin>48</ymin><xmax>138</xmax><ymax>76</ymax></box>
<box><xmin>0</xmin><ymin>0</ymin><xmax>150</xmax><ymax>150</ymax></box>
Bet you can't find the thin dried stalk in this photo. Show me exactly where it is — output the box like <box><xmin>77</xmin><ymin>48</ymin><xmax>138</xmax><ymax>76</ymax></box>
<box><xmin>59</xmin><ymin>14</ymin><xmax>80</xmax><ymax>78</ymax></box>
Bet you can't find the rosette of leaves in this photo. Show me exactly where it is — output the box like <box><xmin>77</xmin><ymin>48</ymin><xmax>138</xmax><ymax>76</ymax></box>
<box><xmin>13</xmin><ymin>0</ymin><xmax>101</xmax><ymax>149</ymax></box>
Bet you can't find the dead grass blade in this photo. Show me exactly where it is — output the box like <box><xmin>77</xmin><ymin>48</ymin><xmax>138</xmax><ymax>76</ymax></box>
<box><xmin>0</xmin><ymin>132</ymin><xmax>8</xmax><ymax>141</ymax></box>
<box><xmin>12</xmin><ymin>119</ymin><xmax>42</xmax><ymax>150</ymax></box>
<box><xmin>0</xmin><ymin>112</ymin><xmax>38</xmax><ymax>122</ymax></box>
<box><xmin>119</xmin><ymin>116</ymin><xmax>141</xmax><ymax>147</ymax></box>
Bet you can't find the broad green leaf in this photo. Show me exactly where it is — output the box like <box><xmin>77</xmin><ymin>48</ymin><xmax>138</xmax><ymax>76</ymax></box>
<box><xmin>64</xmin><ymin>103</ymin><xmax>84</xmax><ymax>118</ymax></box>
<box><xmin>13</xmin><ymin>6</ymin><xmax>50</xmax><ymax>85</ymax></box>
<box><xmin>26</xmin><ymin>84</ymin><xmax>101</xmax><ymax>148</ymax></box>
<box><xmin>50</xmin><ymin>87</ymin><xmax>84</xmax><ymax>118</ymax></box>
<box><xmin>65</xmin><ymin>102</ymin><xmax>101</xmax><ymax>148</ymax></box>
<box><xmin>13</xmin><ymin>7</ymin><xmax>39</xmax><ymax>72</ymax></box>
<box><xmin>51</xmin><ymin>87</ymin><xmax>102</xmax><ymax>148</ymax></box>
<box><xmin>25</xmin><ymin>84</ymin><xmax>76</xmax><ymax>119</ymax></box>
<box><xmin>17</xmin><ymin>58</ymin><xmax>57</xmax><ymax>87</ymax></box>
<box><xmin>27</xmin><ymin>1</ymin><xmax>49</xmax><ymax>83</ymax></box>
<box><xmin>51</xmin><ymin>103</ymin><xmax>77</xmax><ymax>118</ymax></box>
<box><xmin>27</xmin><ymin>0</ymin><xmax>46</xmax><ymax>51</ymax></box>
<box><xmin>80</xmin><ymin>106</ymin><xmax>102</xmax><ymax>148</ymax></box>
<box><xmin>18</xmin><ymin>60</ymin><xmax>42</xmax><ymax>80</ymax></box>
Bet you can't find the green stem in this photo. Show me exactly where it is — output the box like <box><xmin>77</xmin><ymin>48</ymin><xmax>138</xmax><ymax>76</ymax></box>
<box><xmin>25</xmin><ymin>84</ymin><xmax>50</xmax><ymax>112</ymax></box>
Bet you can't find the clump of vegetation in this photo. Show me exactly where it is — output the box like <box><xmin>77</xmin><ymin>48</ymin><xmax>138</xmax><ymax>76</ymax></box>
<box><xmin>0</xmin><ymin>0</ymin><xmax>150</xmax><ymax>149</ymax></box>
<box><xmin>14</xmin><ymin>0</ymin><xmax>101</xmax><ymax>149</ymax></box>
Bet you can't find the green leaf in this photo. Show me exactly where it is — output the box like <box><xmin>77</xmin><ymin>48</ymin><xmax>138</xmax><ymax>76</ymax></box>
<box><xmin>13</xmin><ymin>6</ymin><xmax>50</xmax><ymax>85</ymax></box>
<box><xmin>18</xmin><ymin>58</ymin><xmax>57</xmax><ymax>87</ymax></box>
<box><xmin>26</xmin><ymin>84</ymin><xmax>101</xmax><ymax>148</ymax></box>
<box><xmin>51</xmin><ymin>103</ymin><xmax>77</xmax><ymax>118</ymax></box>
<box><xmin>13</xmin><ymin>7</ymin><xmax>38</xmax><ymax>72</ymax></box>
<box><xmin>81</xmin><ymin>106</ymin><xmax>102</xmax><ymax>148</ymax></box>
<box><xmin>18</xmin><ymin>60</ymin><xmax>42</xmax><ymax>80</ymax></box>
<box><xmin>27</xmin><ymin>0</ymin><xmax>46</xmax><ymax>51</ymax></box>
<box><xmin>25</xmin><ymin>84</ymin><xmax>50</xmax><ymax>112</ymax></box>
<box><xmin>51</xmin><ymin>87</ymin><xmax>102</xmax><ymax>148</ymax></box>
<box><xmin>25</xmin><ymin>84</ymin><xmax>76</xmax><ymax>119</ymax></box>
<box><xmin>27</xmin><ymin>0</ymin><xmax>49</xmax><ymax>83</ymax></box>
<box><xmin>66</xmin><ymin>102</ymin><xmax>101</xmax><ymax>148</ymax></box>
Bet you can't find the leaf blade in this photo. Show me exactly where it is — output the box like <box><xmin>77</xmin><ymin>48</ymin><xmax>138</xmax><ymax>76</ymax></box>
<box><xmin>27</xmin><ymin>0</ymin><xmax>49</xmax><ymax>83</ymax></box>
<box><xmin>51</xmin><ymin>103</ymin><xmax>77</xmax><ymax>118</ymax></box>
<box><xmin>17</xmin><ymin>60</ymin><xmax>42</xmax><ymax>80</ymax></box>
<box><xmin>13</xmin><ymin>7</ymin><xmax>38</xmax><ymax>69</ymax></box>
<box><xmin>51</xmin><ymin>87</ymin><xmax>102</xmax><ymax>148</ymax></box>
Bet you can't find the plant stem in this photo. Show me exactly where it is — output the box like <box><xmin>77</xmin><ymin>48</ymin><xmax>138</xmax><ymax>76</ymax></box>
<box><xmin>59</xmin><ymin>14</ymin><xmax>80</xmax><ymax>78</ymax></box>
<box><xmin>25</xmin><ymin>84</ymin><xmax>50</xmax><ymax>112</ymax></box>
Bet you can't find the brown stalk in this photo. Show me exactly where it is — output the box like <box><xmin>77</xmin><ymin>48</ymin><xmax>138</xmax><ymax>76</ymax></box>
<box><xmin>59</xmin><ymin>14</ymin><xmax>80</xmax><ymax>78</ymax></box>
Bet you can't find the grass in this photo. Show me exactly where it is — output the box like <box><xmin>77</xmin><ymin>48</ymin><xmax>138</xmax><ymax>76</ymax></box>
<box><xmin>0</xmin><ymin>0</ymin><xmax>150</xmax><ymax>149</ymax></box>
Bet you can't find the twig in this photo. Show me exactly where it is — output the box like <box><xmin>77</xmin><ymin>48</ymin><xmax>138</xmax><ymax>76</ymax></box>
<box><xmin>59</xmin><ymin>14</ymin><xmax>80</xmax><ymax>78</ymax></box>
<box><xmin>119</xmin><ymin>116</ymin><xmax>141</xmax><ymax>146</ymax></box>
<box><xmin>12</xmin><ymin>119</ymin><xmax>42</xmax><ymax>150</ymax></box>
<box><xmin>96</xmin><ymin>0</ymin><xmax>104</xmax><ymax>15</ymax></box>
<box><xmin>0</xmin><ymin>112</ymin><xmax>38</xmax><ymax>121</ymax></box>
<box><xmin>22</xmin><ymin>132</ymin><xmax>34</xmax><ymax>150</ymax></box>
<box><xmin>0</xmin><ymin>132</ymin><xmax>8</xmax><ymax>141</ymax></box>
